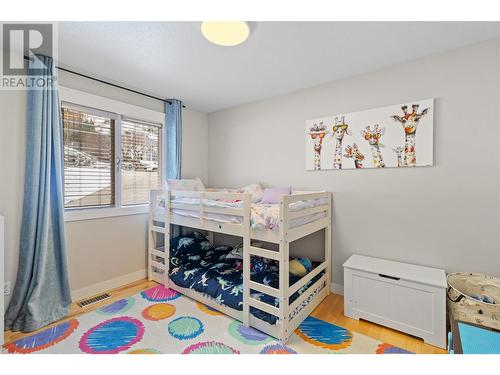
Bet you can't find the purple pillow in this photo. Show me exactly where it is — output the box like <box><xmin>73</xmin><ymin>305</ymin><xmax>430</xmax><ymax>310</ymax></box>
<box><xmin>260</xmin><ymin>186</ymin><xmax>292</xmax><ymax>204</ymax></box>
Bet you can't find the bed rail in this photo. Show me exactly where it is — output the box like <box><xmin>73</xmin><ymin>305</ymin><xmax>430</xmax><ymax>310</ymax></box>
<box><xmin>170</xmin><ymin>190</ymin><xmax>248</xmax><ymax>201</ymax></box>
<box><xmin>284</xmin><ymin>191</ymin><xmax>330</xmax><ymax>204</ymax></box>
<box><xmin>288</xmin><ymin>273</ymin><xmax>328</xmax><ymax>315</ymax></box>
<box><xmin>248</xmin><ymin>296</ymin><xmax>280</xmax><ymax>317</ymax></box>
<box><xmin>170</xmin><ymin>203</ymin><xmax>243</xmax><ymax>216</ymax></box>
<box><xmin>277</xmin><ymin>191</ymin><xmax>331</xmax><ymax>243</ymax></box>
<box><xmin>288</xmin><ymin>204</ymin><xmax>328</xmax><ymax>220</ymax></box>
<box><xmin>248</xmin><ymin>280</ymin><xmax>280</xmax><ymax>298</ymax></box>
<box><xmin>288</xmin><ymin>261</ymin><xmax>328</xmax><ymax>297</ymax></box>
<box><xmin>151</xmin><ymin>189</ymin><xmax>252</xmax><ymax>237</ymax></box>
<box><xmin>288</xmin><ymin>217</ymin><xmax>330</xmax><ymax>242</ymax></box>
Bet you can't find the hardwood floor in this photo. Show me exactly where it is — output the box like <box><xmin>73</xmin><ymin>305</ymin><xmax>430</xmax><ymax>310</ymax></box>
<box><xmin>3</xmin><ymin>279</ymin><xmax>447</xmax><ymax>354</ymax></box>
<box><xmin>310</xmin><ymin>293</ymin><xmax>446</xmax><ymax>354</ymax></box>
<box><xmin>3</xmin><ymin>279</ymin><xmax>157</xmax><ymax>345</ymax></box>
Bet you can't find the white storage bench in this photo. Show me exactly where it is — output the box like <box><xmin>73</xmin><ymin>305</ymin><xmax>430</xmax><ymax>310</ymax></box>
<box><xmin>343</xmin><ymin>254</ymin><xmax>447</xmax><ymax>349</ymax></box>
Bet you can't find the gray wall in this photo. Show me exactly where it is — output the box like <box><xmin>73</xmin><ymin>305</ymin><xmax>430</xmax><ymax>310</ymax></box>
<box><xmin>208</xmin><ymin>39</ymin><xmax>500</xmax><ymax>288</ymax></box>
<box><xmin>1</xmin><ymin>71</ymin><xmax>209</xmax><ymax>309</ymax></box>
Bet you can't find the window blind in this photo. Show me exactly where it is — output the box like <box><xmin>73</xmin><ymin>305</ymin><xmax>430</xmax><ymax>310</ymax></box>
<box><xmin>62</xmin><ymin>106</ymin><xmax>115</xmax><ymax>208</ymax></box>
<box><xmin>120</xmin><ymin>118</ymin><xmax>161</xmax><ymax>206</ymax></box>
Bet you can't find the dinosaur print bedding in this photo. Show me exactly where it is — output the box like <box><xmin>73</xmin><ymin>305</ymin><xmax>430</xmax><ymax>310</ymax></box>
<box><xmin>168</xmin><ymin>232</ymin><xmax>325</xmax><ymax>325</ymax></box>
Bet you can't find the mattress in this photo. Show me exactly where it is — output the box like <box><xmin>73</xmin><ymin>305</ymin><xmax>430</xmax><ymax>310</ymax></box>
<box><xmin>156</xmin><ymin>196</ymin><xmax>328</xmax><ymax>230</ymax></box>
<box><xmin>168</xmin><ymin>232</ymin><xmax>325</xmax><ymax>325</ymax></box>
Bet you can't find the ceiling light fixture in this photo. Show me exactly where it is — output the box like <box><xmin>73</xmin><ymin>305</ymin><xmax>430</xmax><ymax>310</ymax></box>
<box><xmin>201</xmin><ymin>21</ymin><xmax>250</xmax><ymax>46</ymax></box>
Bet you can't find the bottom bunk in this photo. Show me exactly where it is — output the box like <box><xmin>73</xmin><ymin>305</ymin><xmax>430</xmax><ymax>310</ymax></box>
<box><xmin>155</xmin><ymin>231</ymin><xmax>328</xmax><ymax>340</ymax></box>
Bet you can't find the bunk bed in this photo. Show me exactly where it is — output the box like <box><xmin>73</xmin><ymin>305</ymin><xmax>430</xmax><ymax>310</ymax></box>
<box><xmin>148</xmin><ymin>188</ymin><xmax>331</xmax><ymax>343</ymax></box>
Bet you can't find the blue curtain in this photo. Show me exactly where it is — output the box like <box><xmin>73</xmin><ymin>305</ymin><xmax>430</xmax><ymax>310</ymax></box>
<box><xmin>164</xmin><ymin>99</ymin><xmax>182</xmax><ymax>238</ymax></box>
<box><xmin>165</xmin><ymin>99</ymin><xmax>182</xmax><ymax>179</ymax></box>
<box><xmin>5</xmin><ymin>55</ymin><xmax>71</xmax><ymax>332</ymax></box>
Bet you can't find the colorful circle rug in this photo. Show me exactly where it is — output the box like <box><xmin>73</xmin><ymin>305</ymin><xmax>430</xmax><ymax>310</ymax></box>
<box><xmin>79</xmin><ymin>317</ymin><xmax>144</xmax><ymax>354</ymax></box>
<box><xmin>182</xmin><ymin>341</ymin><xmax>240</xmax><ymax>354</ymax></box>
<box><xmin>376</xmin><ymin>343</ymin><xmax>413</xmax><ymax>354</ymax></box>
<box><xmin>140</xmin><ymin>285</ymin><xmax>180</xmax><ymax>302</ymax></box>
<box><xmin>5</xmin><ymin>288</ymin><xmax>414</xmax><ymax>354</ymax></box>
<box><xmin>142</xmin><ymin>303</ymin><xmax>176</xmax><ymax>321</ymax></box>
<box><xmin>294</xmin><ymin>316</ymin><xmax>352</xmax><ymax>350</ymax></box>
<box><xmin>168</xmin><ymin>316</ymin><xmax>204</xmax><ymax>340</ymax></box>
<box><xmin>127</xmin><ymin>348</ymin><xmax>162</xmax><ymax>354</ymax></box>
<box><xmin>97</xmin><ymin>297</ymin><xmax>135</xmax><ymax>315</ymax></box>
<box><xmin>6</xmin><ymin>319</ymin><xmax>79</xmax><ymax>354</ymax></box>
<box><xmin>259</xmin><ymin>343</ymin><xmax>298</xmax><ymax>354</ymax></box>
<box><xmin>228</xmin><ymin>320</ymin><xmax>273</xmax><ymax>345</ymax></box>
<box><xmin>196</xmin><ymin>302</ymin><xmax>224</xmax><ymax>316</ymax></box>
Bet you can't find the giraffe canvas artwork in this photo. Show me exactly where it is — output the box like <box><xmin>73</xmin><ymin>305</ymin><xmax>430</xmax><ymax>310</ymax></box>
<box><xmin>308</xmin><ymin>122</ymin><xmax>329</xmax><ymax>170</ymax></box>
<box><xmin>344</xmin><ymin>143</ymin><xmax>364</xmax><ymax>169</ymax></box>
<box><xmin>305</xmin><ymin>98</ymin><xmax>433</xmax><ymax>170</ymax></box>
<box><xmin>331</xmin><ymin>116</ymin><xmax>351</xmax><ymax>169</ymax></box>
<box><xmin>361</xmin><ymin>124</ymin><xmax>386</xmax><ymax>168</ymax></box>
<box><xmin>390</xmin><ymin>104</ymin><xmax>430</xmax><ymax>167</ymax></box>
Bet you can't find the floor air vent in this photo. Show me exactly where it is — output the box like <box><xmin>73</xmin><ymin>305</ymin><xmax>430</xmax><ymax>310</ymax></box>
<box><xmin>77</xmin><ymin>293</ymin><xmax>111</xmax><ymax>308</ymax></box>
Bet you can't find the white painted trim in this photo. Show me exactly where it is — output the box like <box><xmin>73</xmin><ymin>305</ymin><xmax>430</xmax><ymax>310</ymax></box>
<box><xmin>65</xmin><ymin>205</ymin><xmax>149</xmax><ymax>222</ymax></box>
<box><xmin>59</xmin><ymin>86</ymin><xmax>165</xmax><ymax>221</ymax></box>
<box><xmin>330</xmin><ymin>282</ymin><xmax>344</xmax><ymax>295</ymax></box>
<box><xmin>71</xmin><ymin>269</ymin><xmax>147</xmax><ymax>301</ymax></box>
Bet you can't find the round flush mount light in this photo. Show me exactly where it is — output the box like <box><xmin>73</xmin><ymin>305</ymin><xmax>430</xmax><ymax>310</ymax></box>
<box><xmin>201</xmin><ymin>21</ymin><xmax>250</xmax><ymax>46</ymax></box>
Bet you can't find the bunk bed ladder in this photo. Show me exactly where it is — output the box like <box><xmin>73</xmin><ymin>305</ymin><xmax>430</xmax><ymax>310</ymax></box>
<box><xmin>163</xmin><ymin>190</ymin><xmax>171</xmax><ymax>287</ymax></box>
<box><xmin>243</xmin><ymin>195</ymin><xmax>290</xmax><ymax>343</ymax></box>
<box><xmin>148</xmin><ymin>190</ymin><xmax>169</xmax><ymax>287</ymax></box>
<box><xmin>147</xmin><ymin>190</ymin><xmax>156</xmax><ymax>281</ymax></box>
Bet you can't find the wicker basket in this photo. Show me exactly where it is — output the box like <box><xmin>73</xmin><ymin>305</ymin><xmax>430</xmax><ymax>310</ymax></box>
<box><xmin>447</xmin><ymin>272</ymin><xmax>500</xmax><ymax>330</ymax></box>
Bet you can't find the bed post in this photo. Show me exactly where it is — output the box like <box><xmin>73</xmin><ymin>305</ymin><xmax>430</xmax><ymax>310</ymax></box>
<box><xmin>278</xmin><ymin>194</ymin><xmax>290</xmax><ymax>343</ymax></box>
<box><xmin>325</xmin><ymin>193</ymin><xmax>332</xmax><ymax>296</ymax></box>
<box><xmin>148</xmin><ymin>190</ymin><xmax>157</xmax><ymax>281</ymax></box>
<box><xmin>242</xmin><ymin>193</ymin><xmax>252</xmax><ymax>327</ymax></box>
<box><xmin>164</xmin><ymin>189</ymin><xmax>171</xmax><ymax>288</ymax></box>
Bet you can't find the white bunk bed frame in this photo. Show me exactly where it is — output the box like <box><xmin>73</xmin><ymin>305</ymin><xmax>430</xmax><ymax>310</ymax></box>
<box><xmin>148</xmin><ymin>189</ymin><xmax>331</xmax><ymax>343</ymax></box>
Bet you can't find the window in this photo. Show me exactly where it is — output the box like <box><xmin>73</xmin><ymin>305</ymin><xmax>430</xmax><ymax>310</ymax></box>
<box><xmin>62</xmin><ymin>102</ymin><xmax>162</xmax><ymax>210</ymax></box>
<box><xmin>62</xmin><ymin>106</ymin><xmax>116</xmax><ymax>208</ymax></box>
<box><xmin>121</xmin><ymin>118</ymin><xmax>161</xmax><ymax>205</ymax></box>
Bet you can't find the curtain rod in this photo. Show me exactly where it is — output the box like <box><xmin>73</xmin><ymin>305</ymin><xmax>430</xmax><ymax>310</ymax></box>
<box><xmin>23</xmin><ymin>55</ymin><xmax>185</xmax><ymax>108</ymax></box>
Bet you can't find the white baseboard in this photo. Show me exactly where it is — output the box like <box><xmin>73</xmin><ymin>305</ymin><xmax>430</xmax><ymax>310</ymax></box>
<box><xmin>330</xmin><ymin>282</ymin><xmax>344</xmax><ymax>295</ymax></box>
<box><xmin>71</xmin><ymin>269</ymin><xmax>147</xmax><ymax>302</ymax></box>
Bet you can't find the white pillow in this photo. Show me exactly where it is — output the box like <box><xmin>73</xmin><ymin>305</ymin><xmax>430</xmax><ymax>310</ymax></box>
<box><xmin>165</xmin><ymin>177</ymin><xmax>205</xmax><ymax>192</ymax></box>
<box><xmin>236</xmin><ymin>183</ymin><xmax>263</xmax><ymax>203</ymax></box>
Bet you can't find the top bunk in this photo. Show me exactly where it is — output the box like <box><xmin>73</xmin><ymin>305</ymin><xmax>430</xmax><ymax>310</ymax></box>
<box><xmin>149</xmin><ymin>182</ymin><xmax>331</xmax><ymax>244</ymax></box>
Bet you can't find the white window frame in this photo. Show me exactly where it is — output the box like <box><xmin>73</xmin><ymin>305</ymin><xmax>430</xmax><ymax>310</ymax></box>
<box><xmin>60</xmin><ymin>87</ymin><xmax>165</xmax><ymax>222</ymax></box>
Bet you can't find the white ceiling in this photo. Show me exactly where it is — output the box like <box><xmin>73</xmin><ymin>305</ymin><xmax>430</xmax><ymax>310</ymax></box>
<box><xmin>59</xmin><ymin>22</ymin><xmax>500</xmax><ymax>113</ymax></box>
